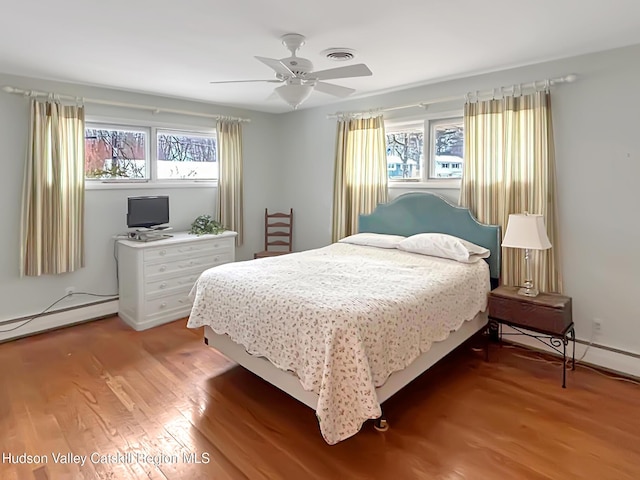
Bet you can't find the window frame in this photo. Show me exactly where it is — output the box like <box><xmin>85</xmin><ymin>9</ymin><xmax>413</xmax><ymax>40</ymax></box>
<box><xmin>84</xmin><ymin>116</ymin><xmax>218</xmax><ymax>189</ymax></box>
<box><xmin>385</xmin><ymin>119</ymin><xmax>424</xmax><ymax>182</ymax></box>
<box><xmin>84</xmin><ymin>123</ymin><xmax>151</xmax><ymax>182</ymax></box>
<box><xmin>385</xmin><ymin>110</ymin><xmax>463</xmax><ymax>189</ymax></box>
<box><xmin>155</xmin><ymin>128</ymin><xmax>218</xmax><ymax>182</ymax></box>
<box><xmin>426</xmin><ymin>116</ymin><xmax>464</xmax><ymax>180</ymax></box>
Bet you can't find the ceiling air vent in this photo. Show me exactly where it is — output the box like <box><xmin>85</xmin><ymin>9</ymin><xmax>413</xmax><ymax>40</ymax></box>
<box><xmin>322</xmin><ymin>48</ymin><xmax>356</xmax><ymax>62</ymax></box>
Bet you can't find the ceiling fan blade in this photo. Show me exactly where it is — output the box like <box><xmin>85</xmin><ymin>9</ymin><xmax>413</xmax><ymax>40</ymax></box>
<box><xmin>210</xmin><ymin>79</ymin><xmax>283</xmax><ymax>84</ymax></box>
<box><xmin>255</xmin><ymin>56</ymin><xmax>295</xmax><ymax>77</ymax></box>
<box><xmin>314</xmin><ymin>81</ymin><xmax>355</xmax><ymax>98</ymax></box>
<box><xmin>312</xmin><ymin>63</ymin><xmax>372</xmax><ymax>81</ymax></box>
<box><xmin>266</xmin><ymin>91</ymin><xmax>280</xmax><ymax>101</ymax></box>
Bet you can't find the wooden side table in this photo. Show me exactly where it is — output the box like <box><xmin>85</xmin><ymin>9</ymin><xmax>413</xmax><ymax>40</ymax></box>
<box><xmin>487</xmin><ymin>285</ymin><xmax>575</xmax><ymax>388</ymax></box>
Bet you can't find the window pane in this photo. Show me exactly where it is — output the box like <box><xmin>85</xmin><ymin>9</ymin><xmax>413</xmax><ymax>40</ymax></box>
<box><xmin>85</xmin><ymin>127</ymin><xmax>148</xmax><ymax>179</ymax></box>
<box><xmin>386</xmin><ymin>130</ymin><xmax>423</xmax><ymax>180</ymax></box>
<box><xmin>157</xmin><ymin>131</ymin><xmax>217</xmax><ymax>180</ymax></box>
<box><xmin>430</xmin><ymin>119</ymin><xmax>464</xmax><ymax>179</ymax></box>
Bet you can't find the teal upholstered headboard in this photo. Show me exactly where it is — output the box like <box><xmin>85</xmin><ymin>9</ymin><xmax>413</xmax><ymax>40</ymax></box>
<box><xmin>358</xmin><ymin>192</ymin><xmax>501</xmax><ymax>282</ymax></box>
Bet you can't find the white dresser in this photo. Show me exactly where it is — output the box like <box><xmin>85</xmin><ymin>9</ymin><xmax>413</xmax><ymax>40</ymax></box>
<box><xmin>117</xmin><ymin>231</ymin><xmax>237</xmax><ymax>331</ymax></box>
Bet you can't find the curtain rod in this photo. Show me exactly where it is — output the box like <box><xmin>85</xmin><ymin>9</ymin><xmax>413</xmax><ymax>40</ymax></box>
<box><xmin>327</xmin><ymin>74</ymin><xmax>578</xmax><ymax>119</ymax></box>
<box><xmin>2</xmin><ymin>86</ymin><xmax>251</xmax><ymax>123</ymax></box>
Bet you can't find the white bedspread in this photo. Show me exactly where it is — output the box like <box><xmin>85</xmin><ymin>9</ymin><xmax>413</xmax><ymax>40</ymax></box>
<box><xmin>187</xmin><ymin>243</ymin><xmax>490</xmax><ymax>444</ymax></box>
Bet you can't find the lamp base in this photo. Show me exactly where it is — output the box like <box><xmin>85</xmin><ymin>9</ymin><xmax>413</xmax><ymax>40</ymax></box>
<box><xmin>518</xmin><ymin>286</ymin><xmax>540</xmax><ymax>297</ymax></box>
<box><xmin>519</xmin><ymin>249</ymin><xmax>539</xmax><ymax>297</ymax></box>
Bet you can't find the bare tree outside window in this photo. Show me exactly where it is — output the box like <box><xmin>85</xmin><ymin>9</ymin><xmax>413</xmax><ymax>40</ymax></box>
<box><xmin>157</xmin><ymin>131</ymin><xmax>217</xmax><ymax>180</ymax></box>
<box><xmin>385</xmin><ymin>117</ymin><xmax>464</xmax><ymax>181</ymax></box>
<box><xmin>386</xmin><ymin>131</ymin><xmax>423</xmax><ymax>180</ymax></box>
<box><xmin>84</xmin><ymin>125</ymin><xmax>218</xmax><ymax>182</ymax></box>
<box><xmin>85</xmin><ymin>128</ymin><xmax>147</xmax><ymax>179</ymax></box>
<box><xmin>430</xmin><ymin>118</ymin><xmax>464</xmax><ymax>178</ymax></box>
<box><xmin>434</xmin><ymin>124</ymin><xmax>464</xmax><ymax>157</ymax></box>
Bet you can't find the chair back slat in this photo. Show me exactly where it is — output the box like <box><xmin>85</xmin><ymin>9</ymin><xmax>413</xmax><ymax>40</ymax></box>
<box><xmin>255</xmin><ymin>208</ymin><xmax>293</xmax><ymax>259</ymax></box>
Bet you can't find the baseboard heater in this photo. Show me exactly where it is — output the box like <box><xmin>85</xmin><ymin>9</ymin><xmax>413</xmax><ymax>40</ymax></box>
<box><xmin>500</xmin><ymin>325</ymin><xmax>640</xmax><ymax>381</ymax></box>
<box><xmin>575</xmin><ymin>338</ymin><xmax>640</xmax><ymax>360</ymax></box>
<box><xmin>0</xmin><ymin>298</ymin><xmax>118</xmax><ymax>343</ymax></box>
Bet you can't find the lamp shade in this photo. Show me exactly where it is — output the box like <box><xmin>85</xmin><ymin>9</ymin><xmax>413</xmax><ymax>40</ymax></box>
<box><xmin>502</xmin><ymin>213</ymin><xmax>552</xmax><ymax>250</ymax></box>
<box><xmin>275</xmin><ymin>84</ymin><xmax>313</xmax><ymax>109</ymax></box>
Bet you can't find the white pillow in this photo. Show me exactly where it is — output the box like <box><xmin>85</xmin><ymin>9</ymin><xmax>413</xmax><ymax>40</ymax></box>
<box><xmin>398</xmin><ymin>233</ymin><xmax>490</xmax><ymax>263</ymax></box>
<box><xmin>338</xmin><ymin>233</ymin><xmax>406</xmax><ymax>249</ymax></box>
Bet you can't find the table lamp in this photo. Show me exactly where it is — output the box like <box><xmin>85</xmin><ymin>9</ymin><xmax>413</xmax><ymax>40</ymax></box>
<box><xmin>501</xmin><ymin>213</ymin><xmax>552</xmax><ymax>297</ymax></box>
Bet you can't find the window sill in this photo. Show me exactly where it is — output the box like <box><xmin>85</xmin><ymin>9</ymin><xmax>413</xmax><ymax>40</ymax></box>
<box><xmin>85</xmin><ymin>181</ymin><xmax>217</xmax><ymax>190</ymax></box>
<box><xmin>388</xmin><ymin>180</ymin><xmax>461</xmax><ymax>190</ymax></box>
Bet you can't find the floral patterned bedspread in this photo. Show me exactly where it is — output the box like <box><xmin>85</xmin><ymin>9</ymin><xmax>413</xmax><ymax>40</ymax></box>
<box><xmin>187</xmin><ymin>243</ymin><xmax>490</xmax><ymax>444</ymax></box>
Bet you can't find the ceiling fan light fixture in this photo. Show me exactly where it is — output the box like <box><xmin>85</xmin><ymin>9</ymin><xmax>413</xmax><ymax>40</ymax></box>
<box><xmin>275</xmin><ymin>84</ymin><xmax>313</xmax><ymax>109</ymax></box>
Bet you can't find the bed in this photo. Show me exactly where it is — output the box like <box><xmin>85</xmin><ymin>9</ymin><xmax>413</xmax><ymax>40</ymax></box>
<box><xmin>187</xmin><ymin>192</ymin><xmax>501</xmax><ymax>444</ymax></box>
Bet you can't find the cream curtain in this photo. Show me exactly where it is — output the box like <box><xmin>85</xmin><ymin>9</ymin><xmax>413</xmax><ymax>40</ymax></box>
<box><xmin>216</xmin><ymin>119</ymin><xmax>244</xmax><ymax>246</ymax></box>
<box><xmin>20</xmin><ymin>99</ymin><xmax>85</xmax><ymax>276</ymax></box>
<box><xmin>332</xmin><ymin>115</ymin><xmax>388</xmax><ymax>242</ymax></box>
<box><xmin>460</xmin><ymin>91</ymin><xmax>561</xmax><ymax>292</ymax></box>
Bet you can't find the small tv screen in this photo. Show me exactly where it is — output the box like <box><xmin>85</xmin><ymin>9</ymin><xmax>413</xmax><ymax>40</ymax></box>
<box><xmin>127</xmin><ymin>196</ymin><xmax>169</xmax><ymax>228</ymax></box>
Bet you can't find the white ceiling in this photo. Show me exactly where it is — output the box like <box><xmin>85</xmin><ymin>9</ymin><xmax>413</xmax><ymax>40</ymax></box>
<box><xmin>1</xmin><ymin>0</ymin><xmax>640</xmax><ymax>114</ymax></box>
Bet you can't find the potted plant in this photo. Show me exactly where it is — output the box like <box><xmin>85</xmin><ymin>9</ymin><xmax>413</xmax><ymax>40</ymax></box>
<box><xmin>189</xmin><ymin>215</ymin><xmax>226</xmax><ymax>236</ymax></box>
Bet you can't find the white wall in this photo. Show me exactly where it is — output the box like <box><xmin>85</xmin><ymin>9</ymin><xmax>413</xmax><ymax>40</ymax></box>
<box><xmin>275</xmin><ymin>44</ymin><xmax>640</xmax><ymax>357</ymax></box>
<box><xmin>0</xmin><ymin>72</ymin><xmax>280</xmax><ymax>324</ymax></box>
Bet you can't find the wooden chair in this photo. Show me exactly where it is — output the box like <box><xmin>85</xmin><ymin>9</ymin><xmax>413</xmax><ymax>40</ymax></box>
<box><xmin>254</xmin><ymin>208</ymin><xmax>293</xmax><ymax>259</ymax></box>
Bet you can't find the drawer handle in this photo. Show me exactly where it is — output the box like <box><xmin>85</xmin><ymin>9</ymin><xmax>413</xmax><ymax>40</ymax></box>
<box><xmin>159</xmin><ymin>302</ymin><xmax>167</xmax><ymax>309</ymax></box>
<box><xmin>214</xmin><ymin>243</ymin><xmax>219</xmax><ymax>248</ymax></box>
<box><xmin>214</xmin><ymin>256</ymin><xmax>219</xmax><ymax>262</ymax></box>
<box><xmin>159</xmin><ymin>250</ymin><xmax>166</xmax><ymax>256</ymax></box>
<box><xmin>179</xmin><ymin>260</ymin><xmax>199</xmax><ymax>268</ymax></box>
<box><xmin>159</xmin><ymin>282</ymin><xmax>167</xmax><ymax>289</ymax></box>
<box><xmin>159</xmin><ymin>265</ymin><xmax>167</xmax><ymax>272</ymax></box>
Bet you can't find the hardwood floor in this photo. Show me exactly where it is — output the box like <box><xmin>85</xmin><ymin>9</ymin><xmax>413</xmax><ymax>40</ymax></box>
<box><xmin>1</xmin><ymin>317</ymin><xmax>639</xmax><ymax>480</ymax></box>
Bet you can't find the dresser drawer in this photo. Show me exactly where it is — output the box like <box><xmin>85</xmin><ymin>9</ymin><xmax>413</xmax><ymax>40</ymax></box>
<box><xmin>146</xmin><ymin>273</ymin><xmax>200</xmax><ymax>297</ymax></box>
<box><xmin>144</xmin><ymin>239</ymin><xmax>232</xmax><ymax>262</ymax></box>
<box><xmin>144</xmin><ymin>252</ymin><xmax>233</xmax><ymax>280</ymax></box>
<box><xmin>146</xmin><ymin>291</ymin><xmax>192</xmax><ymax>317</ymax></box>
<box><xmin>489</xmin><ymin>294</ymin><xmax>572</xmax><ymax>334</ymax></box>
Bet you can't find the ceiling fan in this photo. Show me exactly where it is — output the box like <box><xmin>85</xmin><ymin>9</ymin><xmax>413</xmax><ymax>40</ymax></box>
<box><xmin>210</xmin><ymin>33</ymin><xmax>373</xmax><ymax>109</ymax></box>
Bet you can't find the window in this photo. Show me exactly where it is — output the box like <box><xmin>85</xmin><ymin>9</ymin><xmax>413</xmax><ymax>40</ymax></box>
<box><xmin>85</xmin><ymin>126</ymin><xmax>149</xmax><ymax>179</ymax></box>
<box><xmin>428</xmin><ymin>118</ymin><xmax>464</xmax><ymax>179</ymax></box>
<box><xmin>385</xmin><ymin>115</ymin><xmax>464</xmax><ymax>182</ymax></box>
<box><xmin>157</xmin><ymin>130</ymin><xmax>217</xmax><ymax>180</ymax></box>
<box><xmin>385</xmin><ymin>123</ymin><xmax>423</xmax><ymax>181</ymax></box>
<box><xmin>85</xmin><ymin>123</ymin><xmax>217</xmax><ymax>182</ymax></box>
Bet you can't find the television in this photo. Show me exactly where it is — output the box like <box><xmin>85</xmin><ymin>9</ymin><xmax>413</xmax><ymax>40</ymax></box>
<box><xmin>127</xmin><ymin>196</ymin><xmax>169</xmax><ymax>228</ymax></box>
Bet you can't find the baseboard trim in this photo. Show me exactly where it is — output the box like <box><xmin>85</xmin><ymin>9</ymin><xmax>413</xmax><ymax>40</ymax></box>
<box><xmin>0</xmin><ymin>300</ymin><xmax>119</xmax><ymax>343</ymax></box>
<box><xmin>501</xmin><ymin>325</ymin><xmax>640</xmax><ymax>380</ymax></box>
<box><xmin>575</xmin><ymin>338</ymin><xmax>640</xmax><ymax>360</ymax></box>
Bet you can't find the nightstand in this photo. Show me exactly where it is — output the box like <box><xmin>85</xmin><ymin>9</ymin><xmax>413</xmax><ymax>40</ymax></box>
<box><xmin>487</xmin><ymin>285</ymin><xmax>575</xmax><ymax>388</ymax></box>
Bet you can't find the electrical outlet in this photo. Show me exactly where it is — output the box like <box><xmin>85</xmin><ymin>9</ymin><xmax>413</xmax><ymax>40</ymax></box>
<box><xmin>592</xmin><ymin>318</ymin><xmax>603</xmax><ymax>335</ymax></box>
<box><xmin>65</xmin><ymin>286</ymin><xmax>76</xmax><ymax>296</ymax></box>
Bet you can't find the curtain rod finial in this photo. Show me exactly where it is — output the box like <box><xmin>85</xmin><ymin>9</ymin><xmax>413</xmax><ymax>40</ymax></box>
<box><xmin>2</xmin><ymin>86</ymin><xmax>15</xmax><ymax>93</ymax></box>
<box><xmin>552</xmin><ymin>74</ymin><xmax>578</xmax><ymax>85</ymax></box>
